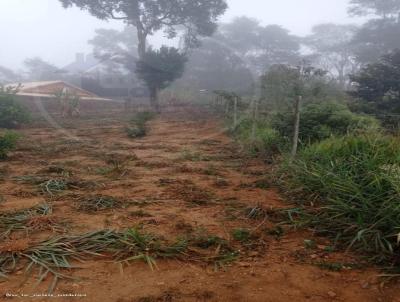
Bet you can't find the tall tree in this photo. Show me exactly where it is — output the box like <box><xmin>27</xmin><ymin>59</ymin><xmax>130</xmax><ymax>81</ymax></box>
<box><xmin>88</xmin><ymin>26</ymin><xmax>139</xmax><ymax>77</ymax></box>
<box><xmin>217</xmin><ymin>17</ymin><xmax>300</xmax><ymax>75</ymax></box>
<box><xmin>135</xmin><ymin>46</ymin><xmax>187</xmax><ymax>111</ymax></box>
<box><xmin>176</xmin><ymin>38</ymin><xmax>254</xmax><ymax>94</ymax></box>
<box><xmin>254</xmin><ymin>25</ymin><xmax>300</xmax><ymax>73</ymax></box>
<box><xmin>305</xmin><ymin>23</ymin><xmax>359</xmax><ymax>88</ymax></box>
<box><xmin>349</xmin><ymin>50</ymin><xmax>400</xmax><ymax>115</ymax></box>
<box><xmin>89</xmin><ymin>26</ymin><xmax>138</xmax><ymax>61</ymax></box>
<box><xmin>59</xmin><ymin>0</ymin><xmax>228</xmax><ymax>58</ymax></box>
<box><xmin>0</xmin><ymin>66</ymin><xmax>18</xmax><ymax>84</ymax></box>
<box><xmin>351</xmin><ymin>18</ymin><xmax>400</xmax><ymax>63</ymax></box>
<box><xmin>349</xmin><ymin>0</ymin><xmax>400</xmax><ymax>18</ymax></box>
<box><xmin>24</xmin><ymin>57</ymin><xmax>61</xmax><ymax>81</ymax></box>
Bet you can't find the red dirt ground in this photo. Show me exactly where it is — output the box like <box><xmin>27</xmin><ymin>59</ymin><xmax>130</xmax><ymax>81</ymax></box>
<box><xmin>0</xmin><ymin>108</ymin><xmax>399</xmax><ymax>302</ymax></box>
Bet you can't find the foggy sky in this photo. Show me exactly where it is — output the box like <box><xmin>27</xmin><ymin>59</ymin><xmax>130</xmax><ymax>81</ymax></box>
<box><xmin>0</xmin><ymin>0</ymin><xmax>362</xmax><ymax>70</ymax></box>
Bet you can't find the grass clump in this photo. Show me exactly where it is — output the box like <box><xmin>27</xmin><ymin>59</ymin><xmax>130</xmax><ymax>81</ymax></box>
<box><xmin>76</xmin><ymin>195</ymin><xmax>123</xmax><ymax>212</ymax></box>
<box><xmin>39</xmin><ymin>179</ymin><xmax>68</xmax><ymax>196</ymax></box>
<box><xmin>281</xmin><ymin>133</ymin><xmax>400</xmax><ymax>266</ymax></box>
<box><xmin>232</xmin><ymin>118</ymin><xmax>287</xmax><ymax>158</ymax></box>
<box><xmin>232</xmin><ymin>228</ymin><xmax>251</xmax><ymax>242</ymax></box>
<box><xmin>179</xmin><ymin>148</ymin><xmax>210</xmax><ymax>162</ymax></box>
<box><xmin>126</xmin><ymin>111</ymin><xmax>156</xmax><ymax>138</ymax></box>
<box><xmin>0</xmin><ymin>132</ymin><xmax>19</xmax><ymax>160</ymax></box>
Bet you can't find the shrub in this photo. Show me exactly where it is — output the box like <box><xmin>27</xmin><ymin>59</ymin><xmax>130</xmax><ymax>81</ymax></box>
<box><xmin>0</xmin><ymin>132</ymin><xmax>19</xmax><ymax>159</ymax></box>
<box><xmin>0</xmin><ymin>94</ymin><xmax>30</xmax><ymax>129</ymax></box>
<box><xmin>272</xmin><ymin>102</ymin><xmax>379</xmax><ymax>144</ymax></box>
<box><xmin>281</xmin><ymin>133</ymin><xmax>400</xmax><ymax>265</ymax></box>
<box><xmin>233</xmin><ymin>118</ymin><xmax>287</xmax><ymax>157</ymax></box>
<box><xmin>126</xmin><ymin>111</ymin><xmax>156</xmax><ymax>138</ymax></box>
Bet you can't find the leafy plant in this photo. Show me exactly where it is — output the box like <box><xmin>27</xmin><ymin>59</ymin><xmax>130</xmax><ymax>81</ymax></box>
<box><xmin>272</xmin><ymin>102</ymin><xmax>379</xmax><ymax>144</ymax></box>
<box><xmin>0</xmin><ymin>132</ymin><xmax>20</xmax><ymax>160</ymax></box>
<box><xmin>0</xmin><ymin>93</ymin><xmax>30</xmax><ymax>129</ymax></box>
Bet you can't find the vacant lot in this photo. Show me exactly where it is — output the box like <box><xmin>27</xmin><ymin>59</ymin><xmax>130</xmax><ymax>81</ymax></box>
<box><xmin>0</xmin><ymin>109</ymin><xmax>399</xmax><ymax>302</ymax></box>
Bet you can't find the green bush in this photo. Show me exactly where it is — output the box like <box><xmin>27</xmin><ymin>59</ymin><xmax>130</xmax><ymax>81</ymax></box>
<box><xmin>0</xmin><ymin>94</ymin><xmax>30</xmax><ymax>129</ymax></box>
<box><xmin>126</xmin><ymin>111</ymin><xmax>156</xmax><ymax>138</ymax></box>
<box><xmin>0</xmin><ymin>132</ymin><xmax>19</xmax><ymax>159</ymax></box>
<box><xmin>282</xmin><ymin>133</ymin><xmax>400</xmax><ymax>265</ymax></box>
<box><xmin>233</xmin><ymin>118</ymin><xmax>287</xmax><ymax>157</ymax></box>
<box><xmin>272</xmin><ymin>102</ymin><xmax>379</xmax><ymax>144</ymax></box>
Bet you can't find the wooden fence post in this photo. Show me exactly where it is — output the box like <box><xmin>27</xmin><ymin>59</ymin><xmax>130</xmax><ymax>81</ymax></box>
<box><xmin>233</xmin><ymin>96</ymin><xmax>238</xmax><ymax>129</ymax></box>
<box><xmin>251</xmin><ymin>98</ymin><xmax>259</xmax><ymax>142</ymax></box>
<box><xmin>291</xmin><ymin>95</ymin><xmax>302</xmax><ymax>161</ymax></box>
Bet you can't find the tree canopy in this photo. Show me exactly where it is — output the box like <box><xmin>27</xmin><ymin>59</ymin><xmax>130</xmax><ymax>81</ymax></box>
<box><xmin>349</xmin><ymin>0</ymin><xmax>400</xmax><ymax>17</ymax></box>
<box><xmin>350</xmin><ymin>50</ymin><xmax>400</xmax><ymax>115</ymax></box>
<box><xmin>135</xmin><ymin>46</ymin><xmax>187</xmax><ymax>111</ymax></box>
<box><xmin>176</xmin><ymin>38</ymin><xmax>254</xmax><ymax>94</ymax></box>
<box><xmin>59</xmin><ymin>0</ymin><xmax>228</xmax><ymax>57</ymax></box>
<box><xmin>24</xmin><ymin>57</ymin><xmax>61</xmax><ymax>81</ymax></box>
<box><xmin>217</xmin><ymin>17</ymin><xmax>300</xmax><ymax>74</ymax></box>
<box><xmin>305</xmin><ymin>23</ymin><xmax>359</xmax><ymax>87</ymax></box>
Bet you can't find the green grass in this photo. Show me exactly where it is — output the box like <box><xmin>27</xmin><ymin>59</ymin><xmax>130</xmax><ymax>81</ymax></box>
<box><xmin>231</xmin><ymin>118</ymin><xmax>288</xmax><ymax>158</ymax></box>
<box><xmin>281</xmin><ymin>133</ymin><xmax>400</xmax><ymax>267</ymax></box>
<box><xmin>232</xmin><ymin>228</ymin><xmax>251</xmax><ymax>242</ymax></box>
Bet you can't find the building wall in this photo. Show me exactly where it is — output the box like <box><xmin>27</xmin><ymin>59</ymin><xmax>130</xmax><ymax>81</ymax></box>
<box><xmin>15</xmin><ymin>95</ymin><xmax>127</xmax><ymax>117</ymax></box>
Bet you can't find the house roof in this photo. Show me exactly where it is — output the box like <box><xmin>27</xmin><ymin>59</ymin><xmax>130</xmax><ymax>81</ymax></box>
<box><xmin>5</xmin><ymin>81</ymin><xmax>113</xmax><ymax>102</ymax></box>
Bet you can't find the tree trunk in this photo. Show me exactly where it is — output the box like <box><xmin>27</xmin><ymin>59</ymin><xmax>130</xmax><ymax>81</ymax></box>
<box><xmin>137</xmin><ymin>25</ymin><xmax>147</xmax><ymax>59</ymax></box>
<box><xmin>290</xmin><ymin>95</ymin><xmax>302</xmax><ymax>161</ymax></box>
<box><xmin>150</xmin><ymin>87</ymin><xmax>160</xmax><ymax>113</ymax></box>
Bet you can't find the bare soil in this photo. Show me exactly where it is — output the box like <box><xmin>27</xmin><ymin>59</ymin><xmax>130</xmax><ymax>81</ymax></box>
<box><xmin>0</xmin><ymin>108</ymin><xmax>399</xmax><ymax>302</ymax></box>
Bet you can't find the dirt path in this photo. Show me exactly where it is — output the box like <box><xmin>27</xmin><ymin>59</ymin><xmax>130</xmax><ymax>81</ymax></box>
<box><xmin>0</xmin><ymin>110</ymin><xmax>399</xmax><ymax>302</ymax></box>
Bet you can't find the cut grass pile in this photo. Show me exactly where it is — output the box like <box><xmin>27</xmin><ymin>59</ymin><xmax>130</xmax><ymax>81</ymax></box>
<box><xmin>14</xmin><ymin>176</ymin><xmax>98</xmax><ymax>196</ymax></box>
<box><xmin>281</xmin><ymin>133</ymin><xmax>400</xmax><ymax>268</ymax></box>
<box><xmin>75</xmin><ymin>195</ymin><xmax>123</xmax><ymax>212</ymax></box>
<box><xmin>165</xmin><ymin>180</ymin><xmax>213</xmax><ymax>205</ymax></box>
<box><xmin>0</xmin><ymin>228</ymin><xmax>238</xmax><ymax>292</ymax></box>
<box><xmin>0</xmin><ymin>204</ymin><xmax>57</xmax><ymax>238</ymax></box>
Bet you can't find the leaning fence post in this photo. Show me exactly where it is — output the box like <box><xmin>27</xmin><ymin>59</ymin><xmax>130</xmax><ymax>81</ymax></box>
<box><xmin>291</xmin><ymin>95</ymin><xmax>302</xmax><ymax>161</ymax></box>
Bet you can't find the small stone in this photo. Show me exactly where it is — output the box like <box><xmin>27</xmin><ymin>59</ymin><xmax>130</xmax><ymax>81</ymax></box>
<box><xmin>238</xmin><ymin>262</ymin><xmax>251</xmax><ymax>267</ymax></box>
<box><xmin>361</xmin><ymin>282</ymin><xmax>370</xmax><ymax>289</ymax></box>
<box><xmin>327</xmin><ymin>291</ymin><xmax>337</xmax><ymax>298</ymax></box>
